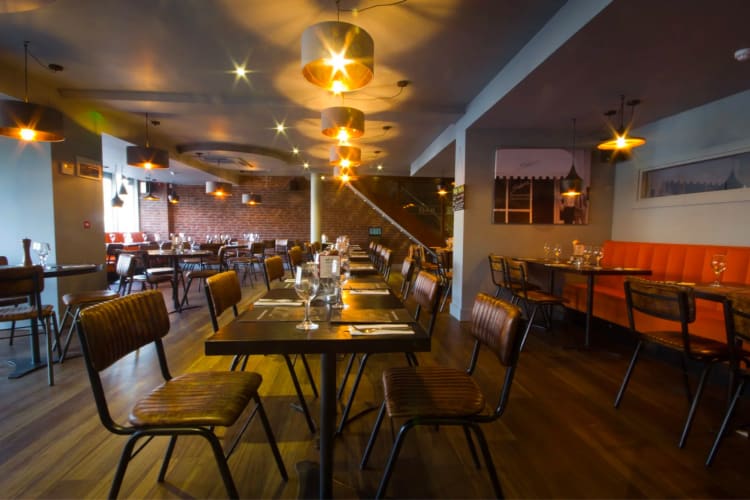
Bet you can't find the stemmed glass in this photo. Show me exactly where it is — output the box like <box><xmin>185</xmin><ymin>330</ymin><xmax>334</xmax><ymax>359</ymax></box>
<box><xmin>592</xmin><ymin>246</ymin><xmax>604</xmax><ymax>267</ymax></box>
<box><xmin>154</xmin><ymin>233</ymin><xmax>164</xmax><ymax>250</ymax></box>
<box><xmin>711</xmin><ymin>254</ymin><xmax>727</xmax><ymax>287</ymax></box>
<box><xmin>32</xmin><ymin>241</ymin><xmax>51</xmax><ymax>268</ymax></box>
<box><xmin>552</xmin><ymin>243</ymin><xmax>562</xmax><ymax>263</ymax></box>
<box><xmin>108</xmin><ymin>233</ymin><xmax>116</xmax><ymax>243</ymax></box>
<box><xmin>543</xmin><ymin>242</ymin><xmax>551</xmax><ymax>261</ymax></box>
<box><xmin>295</xmin><ymin>262</ymin><xmax>320</xmax><ymax>330</ymax></box>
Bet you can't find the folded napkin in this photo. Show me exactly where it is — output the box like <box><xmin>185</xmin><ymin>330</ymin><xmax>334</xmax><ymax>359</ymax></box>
<box><xmin>349</xmin><ymin>289</ymin><xmax>390</xmax><ymax>295</ymax></box>
<box><xmin>349</xmin><ymin>324</ymin><xmax>414</xmax><ymax>335</ymax></box>
<box><xmin>255</xmin><ymin>299</ymin><xmax>303</xmax><ymax>306</ymax></box>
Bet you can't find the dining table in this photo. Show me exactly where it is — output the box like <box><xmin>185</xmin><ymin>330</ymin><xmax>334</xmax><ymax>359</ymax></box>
<box><xmin>515</xmin><ymin>258</ymin><xmax>652</xmax><ymax>348</ymax></box>
<box><xmin>145</xmin><ymin>248</ymin><xmax>214</xmax><ymax>312</ymax></box>
<box><xmin>205</xmin><ymin>274</ymin><xmax>428</xmax><ymax>498</ymax></box>
<box><xmin>4</xmin><ymin>263</ymin><xmax>102</xmax><ymax>379</ymax></box>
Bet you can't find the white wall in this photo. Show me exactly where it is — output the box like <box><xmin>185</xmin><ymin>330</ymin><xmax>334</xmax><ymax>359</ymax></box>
<box><xmin>612</xmin><ymin>90</ymin><xmax>750</xmax><ymax>245</ymax></box>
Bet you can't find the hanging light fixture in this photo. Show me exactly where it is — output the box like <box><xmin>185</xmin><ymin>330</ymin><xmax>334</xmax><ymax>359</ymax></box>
<box><xmin>142</xmin><ymin>181</ymin><xmax>160</xmax><ymax>201</ymax></box>
<box><xmin>329</xmin><ymin>144</ymin><xmax>361</xmax><ymax>167</ymax></box>
<box><xmin>241</xmin><ymin>193</ymin><xmax>262</xmax><ymax>205</ymax></box>
<box><xmin>0</xmin><ymin>41</ymin><xmax>65</xmax><ymax>142</ymax></box>
<box><xmin>436</xmin><ymin>181</ymin><xmax>449</xmax><ymax>196</ymax></box>
<box><xmin>301</xmin><ymin>1</ymin><xmax>374</xmax><ymax>94</ymax></box>
<box><xmin>206</xmin><ymin>181</ymin><xmax>232</xmax><ymax>197</ymax></box>
<box><xmin>560</xmin><ymin>118</ymin><xmax>583</xmax><ymax>197</ymax></box>
<box><xmin>118</xmin><ymin>168</ymin><xmax>128</xmax><ymax>195</ymax></box>
<box><xmin>597</xmin><ymin>94</ymin><xmax>646</xmax><ymax>151</ymax></box>
<box><xmin>167</xmin><ymin>184</ymin><xmax>180</xmax><ymax>204</ymax></box>
<box><xmin>126</xmin><ymin>113</ymin><xmax>169</xmax><ymax>169</ymax></box>
<box><xmin>321</xmin><ymin>106</ymin><xmax>365</xmax><ymax>141</ymax></box>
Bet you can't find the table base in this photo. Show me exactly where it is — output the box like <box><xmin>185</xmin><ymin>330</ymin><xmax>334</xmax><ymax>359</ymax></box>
<box><xmin>7</xmin><ymin>358</ymin><xmax>46</xmax><ymax>379</ymax></box>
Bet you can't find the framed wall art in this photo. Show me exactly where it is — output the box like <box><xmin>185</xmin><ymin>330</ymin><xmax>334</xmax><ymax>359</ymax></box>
<box><xmin>76</xmin><ymin>157</ymin><xmax>103</xmax><ymax>181</ymax></box>
<box><xmin>493</xmin><ymin>148</ymin><xmax>590</xmax><ymax>225</ymax></box>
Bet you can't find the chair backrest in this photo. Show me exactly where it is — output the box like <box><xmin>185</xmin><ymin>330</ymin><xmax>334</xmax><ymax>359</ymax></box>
<box><xmin>504</xmin><ymin>258</ymin><xmax>530</xmax><ymax>297</ymax></box>
<box><xmin>115</xmin><ymin>253</ymin><xmax>136</xmax><ymax>279</ymax></box>
<box><xmin>726</xmin><ymin>293</ymin><xmax>750</xmax><ymax>370</ymax></box>
<box><xmin>205</xmin><ymin>270</ymin><xmax>242</xmax><ymax>331</ymax></box>
<box><xmin>624</xmin><ymin>277</ymin><xmax>695</xmax><ymax>351</ymax></box>
<box><xmin>0</xmin><ymin>256</ymin><xmax>8</xmax><ymax>265</ymax></box>
<box><xmin>468</xmin><ymin>292</ymin><xmax>523</xmax><ymax>418</ymax></box>
<box><xmin>264</xmin><ymin>255</ymin><xmax>285</xmax><ymax>290</ymax></box>
<box><xmin>399</xmin><ymin>257</ymin><xmax>416</xmax><ymax>298</ymax></box>
<box><xmin>288</xmin><ymin>245</ymin><xmax>304</xmax><ymax>269</ymax></box>
<box><xmin>410</xmin><ymin>270</ymin><xmax>442</xmax><ymax>336</ymax></box>
<box><xmin>488</xmin><ymin>254</ymin><xmax>507</xmax><ymax>289</ymax></box>
<box><xmin>0</xmin><ymin>264</ymin><xmax>45</xmax><ymax>299</ymax></box>
<box><xmin>380</xmin><ymin>247</ymin><xmax>392</xmax><ymax>277</ymax></box>
<box><xmin>249</xmin><ymin>242</ymin><xmax>264</xmax><ymax>256</ymax></box>
<box><xmin>78</xmin><ymin>290</ymin><xmax>171</xmax><ymax>430</ymax></box>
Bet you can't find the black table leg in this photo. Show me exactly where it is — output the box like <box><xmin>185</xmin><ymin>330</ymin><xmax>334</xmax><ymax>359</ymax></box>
<box><xmin>319</xmin><ymin>353</ymin><xmax>335</xmax><ymax>498</ymax></box>
<box><xmin>8</xmin><ymin>319</ymin><xmax>45</xmax><ymax>378</ymax></box>
<box><xmin>584</xmin><ymin>274</ymin><xmax>595</xmax><ymax>348</ymax></box>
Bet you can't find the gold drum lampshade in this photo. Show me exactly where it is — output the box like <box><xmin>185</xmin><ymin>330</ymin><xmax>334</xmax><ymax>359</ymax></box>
<box><xmin>329</xmin><ymin>144</ymin><xmax>361</xmax><ymax>167</ymax></box>
<box><xmin>302</xmin><ymin>21</ymin><xmax>374</xmax><ymax>94</ymax></box>
<box><xmin>321</xmin><ymin>106</ymin><xmax>365</xmax><ymax>141</ymax></box>
<box><xmin>0</xmin><ymin>98</ymin><xmax>64</xmax><ymax>142</ymax></box>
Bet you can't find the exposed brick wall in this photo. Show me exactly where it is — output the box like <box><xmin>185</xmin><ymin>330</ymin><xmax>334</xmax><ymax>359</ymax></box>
<box><xmin>138</xmin><ymin>176</ymin><xmax>414</xmax><ymax>263</ymax></box>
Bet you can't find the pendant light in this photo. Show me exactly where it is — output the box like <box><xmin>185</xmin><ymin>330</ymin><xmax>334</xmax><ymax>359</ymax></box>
<box><xmin>126</xmin><ymin>113</ymin><xmax>169</xmax><ymax>169</ymax></box>
<box><xmin>0</xmin><ymin>41</ymin><xmax>65</xmax><ymax>142</ymax></box>
<box><xmin>597</xmin><ymin>95</ymin><xmax>646</xmax><ymax>151</ymax></box>
<box><xmin>560</xmin><ymin>118</ymin><xmax>583</xmax><ymax>197</ymax></box>
<box><xmin>329</xmin><ymin>144</ymin><xmax>361</xmax><ymax>167</ymax></box>
<box><xmin>206</xmin><ymin>181</ymin><xmax>232</xmax><ymax>197</ymax></box>
<box><xmin>142</xmin><ymin>181</ymin><xmax>160</xmax><ymax>201</ymax></box>
<box><xmin>436</xmin><ymin>181</ymin><xmax>449</xmax><ymax>196</ymax></box>
<box><xmin>167</xmin><ymin>184</ymin><xmax>180</xmax><ymax>204</ymax></box>
<box><xmin>118</xmin><ymin>167</ymin><xmax>128</xmax><ymax>195</ymax></box>
<box><xmin>242</xmin><ymin>193</ymin><xmax>262</xmax><ymax>205</ymax></box>
<box><xmin>321</xmin><ymin>106</ymin><xmax>365</xmax><ymax>141</ymax></box>
<box><xmin>301</xmin><ymin>1</ymin><xmax>374</xmax><ymax>94</ymax></box>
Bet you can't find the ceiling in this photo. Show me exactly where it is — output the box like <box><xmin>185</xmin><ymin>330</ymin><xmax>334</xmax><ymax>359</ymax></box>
<box><xmin>1</xmin><ymin>0</ymin><xmax>749</xmax><ymax>185</ymax></box>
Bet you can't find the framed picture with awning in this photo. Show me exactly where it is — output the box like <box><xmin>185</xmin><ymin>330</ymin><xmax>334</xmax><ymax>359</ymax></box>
<box><xmin>493</xmin><ymin>148</ymin><xmax>590</xmax><ymax>224</ymax></box>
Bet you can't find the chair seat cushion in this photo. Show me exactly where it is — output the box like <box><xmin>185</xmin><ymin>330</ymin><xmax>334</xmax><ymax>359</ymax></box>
<box><xmin>185</xmin><ymin>269</ymin><xmax>219</xmax><ymax>279</ymax></box>
<box><xmin>382</xmin><ymin>366</ymin><xmax>485</xmax><ymax>419</ymax></box>
<box><xmin>130</xmin><ymin>371</ymin><xmax>263</xmax><ymax>427</ymax></box>
<box><xmin>62</xmin><ymin>290</ymin><xmax>119</xmax><ymax>306</ymax></box>
<box><xmin>643</xmin><ymin>330</ymin><xmax>729</xmax><ymax>359</ymax></box>
<box><xmin>146</xmin><ymin>267</ymin><xmax>174</xmax><ymax>275</ymax></box>
<box><xmin>0</xmin><ymin>303</ymin><xmax>55</xmax><ymax>321</ymax></box>
<box><xmin>525</xmin><ymin>289</ymin><xmax>566</xmax><ymax>305</ymax></box>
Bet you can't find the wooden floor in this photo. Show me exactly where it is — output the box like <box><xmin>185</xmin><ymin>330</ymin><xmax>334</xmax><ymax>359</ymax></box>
<box><xmin>0</xmin><ymin>275</ymin><xmax>748</xmax><ymax>499</ymax></box>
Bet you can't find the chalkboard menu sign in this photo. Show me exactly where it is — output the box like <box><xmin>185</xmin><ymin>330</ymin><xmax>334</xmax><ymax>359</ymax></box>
<box><xmin>452</xmin><ymin>184</ymin><xmax>465</xmax><ymax>211</ymax></box>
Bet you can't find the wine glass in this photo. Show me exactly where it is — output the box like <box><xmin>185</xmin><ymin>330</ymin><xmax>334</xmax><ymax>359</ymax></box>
<box><xmin>295</xmin><ymin>262</ymin><xmax>320</xmax><ymax>330</ymax></box>
<box><xmin>593</xmin><ymin>246</ymin><xmax>604</xmax><ymax>267</ymax></box>
<box><xmin>154</xmin><ymin>233</ymin><xmax>163</xmax><ymax>250</ymax></box>
<box><xmin>711</xmin><ymin>254</ymin><xmax>727</xmax><ymax>287</ymax></box>
<box><xmin>108</xmin><ymin>233</ymin><xmax>116</xmax><ymax>243</ymax></box>
<box><xmin>32</xmin><ymin>241</ymin><xmax>51</xmax><ymax>268</ymax></box>
<box><xmin>542</xmin><ymin>242</ymin><xmax>551</xmax><ymax>260</ymax></box>
<box><xmin>552</xmin><ymin>243</ymin><xmax>562</xmax><ymax>263</ymax></box>
<box><xmin>582</xmin><ymin>245</ymin><xmax>593</xmax><ymax>266</ymax></box>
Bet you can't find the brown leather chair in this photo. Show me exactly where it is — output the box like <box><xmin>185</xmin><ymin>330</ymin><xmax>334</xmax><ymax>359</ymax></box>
<box><xmin>205</xmin><ymin>270</ymin><xmax>317</xmax><ymax>434</ymax></box>
<box><xmin>397</xmin><ymin>257</ymin><xmax>416</xmax><ymax>300</ymax></box>
<box><xmin>615</xmin><ymin>278</ymin><xmax>730</xmax><ymax>449</ymax></box>
<box><xmin>0</xmin><ymin>255</ymin><xmax>27</xmax><ymax>345</ymax></box>
<box><xmin>287</xmin><ymin>245</ymin><xmax>304</xmax><ymax>272</ymax></box>
<box><xmin>336</xmin><ymin>271</ymin><xmax>442</xmax><ymax>434</ymax></box>
<box><xmin>436</xmin><ymin>249</ymin><xmax>452</xmax><ymax>311</ymax></box>
<box><xmin>263</xmin><ymin>255</ymin><xmax>285</xmax><ymax>290</ymax></box>
<box><xmin>0</xmin><ymin>265</ymin><xmax>59</xmax><ymax>385</ymax></box>
<box><xmin>360</xmin><ymin>292</ymin><xmax>523</xmax><ymax>499</ymax></box>
<box><xmin>505</xmin><ymin>257</ymin><xmax>565</xmax><ymax>350</ymax></box>
<box><xmin>706</xmin><ymin>292</ymin><xmax>750</xmax><ymax>466</ymax></box>
<box><xmin>56</xmin><ymin>289</ymin><xmax>119</xmax><ymax>363</ymax></box>
<box><xmin>113</xmin><ymin>253</ymin><xmax>137</xmax><ymax>295</ymax></box>
<box><xmin>77</xmin><ymin>290</ymin><xmax>287</xmax><ymax>498</ymax></box>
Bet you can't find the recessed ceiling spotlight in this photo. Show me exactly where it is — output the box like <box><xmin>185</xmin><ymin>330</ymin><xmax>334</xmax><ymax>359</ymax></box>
<box><xmin>734</xmin><ymin>48</ymin><xmax>750</xmax><ymax>62</ymax></box>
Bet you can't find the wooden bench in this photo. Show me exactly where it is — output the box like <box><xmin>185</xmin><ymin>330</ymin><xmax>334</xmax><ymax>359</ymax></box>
<box><xmin>561</xmin><ymin>240</ymin><xmax>750</xmax><ymax>343</ymax></box>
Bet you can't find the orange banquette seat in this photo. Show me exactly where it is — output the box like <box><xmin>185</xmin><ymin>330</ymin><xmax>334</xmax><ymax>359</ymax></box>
<box><xmin>562</xmin><ymin>240</ymin><xmax>750</xmax><ymax>343</ymax></box>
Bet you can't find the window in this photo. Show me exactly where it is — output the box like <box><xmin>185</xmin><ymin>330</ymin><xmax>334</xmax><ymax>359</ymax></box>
<box><xmin>102</xmin><ymin>173</ymin><xmax>140</xmax><ymax>232</ymax></box>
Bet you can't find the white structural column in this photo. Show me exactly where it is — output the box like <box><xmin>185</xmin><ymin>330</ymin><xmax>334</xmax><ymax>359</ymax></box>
<box><xmin>310</xmin><ymin>173</ymin><xmax>322</xmax><ymax>243</ymax></box>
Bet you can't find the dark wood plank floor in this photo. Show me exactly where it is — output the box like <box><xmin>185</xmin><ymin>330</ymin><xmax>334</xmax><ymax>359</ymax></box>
<box><xmin>1</xmin><ymin>275</ymin><xmax>748</xmax><ymax>499</ymax></box>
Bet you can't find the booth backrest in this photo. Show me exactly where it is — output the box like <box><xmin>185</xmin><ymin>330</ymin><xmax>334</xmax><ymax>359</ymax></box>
<box><xmin>599</xmin><ymin>240</ymin><xmax>750</xmax><ymax>289</ymax></box>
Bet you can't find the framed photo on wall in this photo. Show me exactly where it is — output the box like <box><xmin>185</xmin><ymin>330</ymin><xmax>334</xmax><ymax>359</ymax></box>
<box><xmin>493</xmin><ymin>148</ymin><xmax>591</xmax><ymax>225</ymax></box>
<box><xmin>76</xmin><ymin>157</ymin><xmax>103</xmax><ymax>181</ymax></box>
